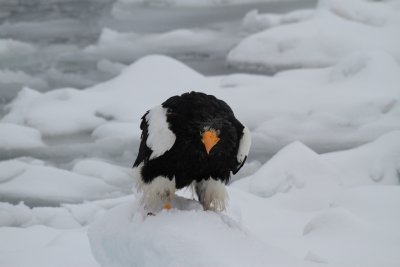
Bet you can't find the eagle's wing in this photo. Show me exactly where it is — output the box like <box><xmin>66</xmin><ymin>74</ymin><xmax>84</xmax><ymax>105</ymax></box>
<box><xmin>133</xmin><ymin>105</ymin><xmax>176</xmax><ymax>167</ymax></box>
<box><xmin>232</xmin><ymin>124</ymin><xmax>251</xmax><ymax>175</ymax></box>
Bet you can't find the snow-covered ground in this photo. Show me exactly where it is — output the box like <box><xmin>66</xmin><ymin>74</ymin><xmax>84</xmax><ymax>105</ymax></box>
<box><xmin>1</xmin><ymin>0</ymin><xmax>400</xmax><ymax>266</ymax></box>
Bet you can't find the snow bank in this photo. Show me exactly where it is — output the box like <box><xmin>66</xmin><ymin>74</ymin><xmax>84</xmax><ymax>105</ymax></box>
<box><xmin>247</xmin><ymin>141</ymin><xmax>340</xmax><ymax>198</ymax></box>
<box><xmin>241</xmin><ymin>9</ymin><xmax>313</xmax><ymax>33</ymax></box>
<box><xmin>234</xmin><ymin>131</ymin><xmax>400</xmax><ymax>200</ymax></box>
<box><xmin>0</xmin><ymin>159</ymin><xmax>122</xmax><ymax>206</ymax></box>
<box><xmin>244</xmin><ymin>50</ymin><xmax>400</xmax><ymax>154</ymax></box>
<box><xmin>85</xmin><ymin>28</ymin><xmax>236</xmax><ymax>62</ymax></box>
<box><xmin>0</xmin><ymin>123</ymin><xmax>44</xmax><ymax>149</ymax></box>
<box><xmin>0</xmin><ymin>225</ymin><xmax>99</xmax><ymax>267</ymax></box>
<box><xmin>2</xmin><ymin>55</ymin><xmax>212</xmax><ymax>136</ymax></box>
<box><xmin>97</xmin><ymin>59</ymin><xmax>126</xmax><ymax>76</ymax></box>
<box><xmin>3</xmin><ymin>50</ymin><xmax>400</xmax><ymax>156</ymax></box>
<box><xmin>322</xmin><ymin>131</ymin><xmax>400</xmax><ymax>186</ymax></box>
<box><xmin>88</xmin><ymin>197</ymin><xmax>316</xmax><ymax>267</ymax></box>
<box><xmin>0</xmin><ymin>195</ymin><xmax>134</xmax><ymax>228</ymax></box>
<box><xmin>331</xmin><ymin>185</ymin><xmax>400</xmax><ymax>231</ymax></box>
<box><xmin>88</xmin><ymin>183</ymin><xmax>400</xmax><ymax>267</ymax></box>
<box><xmin>228</xmin><ymin>0</ymin><xmax>400</xmax><ymax>71</ymax></box>
<box><xmin>91</xmin><ymin>121</ymin><xmax>140</xmax><ymax>141</ymax></box>
<box><xmin>303</xmin><ymin>208</ymin><xmax>400</xmax><ymax>266</ymax></box>
<box><xmin>2</xmin><ymin>88</ymin><xmax>106</xmax><ymax>136</ymax></box>
<box><xmin>72</xmin><ymin>158</ymin><xmax>133</xmax><ymax>188</ymax></box>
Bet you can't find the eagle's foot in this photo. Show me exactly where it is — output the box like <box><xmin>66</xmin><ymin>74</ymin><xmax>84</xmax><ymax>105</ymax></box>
<box><xmin>139</xmin><ymin>176</ymin><xmax>176</xmax><ymax>213</ymax></box>
<box><xmin>195</xmin><ymin>179</ymin><xmax>228</xmax><ymax>212</ymax></box>
<box><xmin>163</xmin><ymin>202</ymin><xmax>172</xmax><ymax>210</ymax></box>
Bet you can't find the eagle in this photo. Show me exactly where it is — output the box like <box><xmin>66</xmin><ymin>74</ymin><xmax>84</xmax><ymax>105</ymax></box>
<box><xmin>133</xmin><ymin>91</ymin><xmax>251</xmax><ymax>212</ymax></box>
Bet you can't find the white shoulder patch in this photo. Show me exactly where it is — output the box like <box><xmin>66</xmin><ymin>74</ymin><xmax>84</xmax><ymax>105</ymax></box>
<box><xmin>145</xmin><ymin>105</ymin><xmax>176</xmax><ymax>160</ymax></box>
<box><xmin>237</xmin><ymin>125</ymin><xmax>251</xmax><ymax>163</ymax></box>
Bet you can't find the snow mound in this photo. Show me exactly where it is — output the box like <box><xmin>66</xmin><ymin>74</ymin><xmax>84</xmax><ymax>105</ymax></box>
<box><xmin>241</xmin><ymin>9</ymin><xmax>313</xmax><ymax>33</ymax></box>
<box><xmin>0</xmin><ymin>159</ymin><xmax>122</xmax><ymax>206</ymax></box>
<box><xmin>228</xmin><ymin>0</ymin><xmax>400</xmax><ymax>72</ymax></box>
<box><xmin>331</xmin><ymin>185</ymin><xmax>400</xmax><ymax>231</ymax></box>
<box><xmin>322</xmin><ymin>131</ymin><xmax>400</xmax><ymax>186</ymax></box>
<box><xmin>0</xmin><ymin>196</ymin><xmax>134</xmax><ymax>229</ymax></box>
<box><xmin>247</xmin><ymin>141</ymin><xmax>340</xmax><ymax>198</ymax></box>
<box><xmin>97</xmin><ymin>59</ymin><xmax>126</xmax><ymax>76</ymax></box>
<box><xmin>2</xmin><ymin>55</ymin><xmax>212</xmax><ymax>136</ymax></box>
<box><xmin>91</xmin><ymin>122</ymin><xmax>140</xmax><ymax>141</ymax></box>
<box><xmin>247</xmin><ymin>49</ymin><xmax>400</xmax><ymax>154</ymax></box>
<box><xmin>235</xmin><ymin>131</ymin><xmax>400</xmax><ymax>198</ymax></box>
<box><xmin>2</xmin><ymin>87</ymin><xmax>105</xmax><ymax>136</ymax></box>
<box><xmin>72</xmin><ymin>158</ymin><xmax>133</xmax><ymax>189</ymax></box>
<box><xmin>0</xmin><ymin>123</ymin><xmax>44</xmax><ymax>149</ymax></box>
<box><xmin>88</xmin><ymin>197</ymin><xmax>315</xmax><ymax>267</ymax></box>
<box><xmin>0</xmin><ymin>225</ymin><xmax>99</xmax><ymax>267</ymax></box>
<box><xmin>303</xmin><ymin>208</ymin><xmax>400</xmax><ymax>266</ymax></box>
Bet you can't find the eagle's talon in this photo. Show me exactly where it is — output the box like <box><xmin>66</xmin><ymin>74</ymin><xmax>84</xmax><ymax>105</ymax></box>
<box><xmin>163</xmin><ymin>202</ymin><xmax>171</xmax><ymax>210</ymax></box>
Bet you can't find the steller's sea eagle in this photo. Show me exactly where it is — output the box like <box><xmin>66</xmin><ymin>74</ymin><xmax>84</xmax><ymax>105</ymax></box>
<box><xmin>133</xmin><ymin>91</ymin><xmax>251</xmax><ymax>212</ymax></box>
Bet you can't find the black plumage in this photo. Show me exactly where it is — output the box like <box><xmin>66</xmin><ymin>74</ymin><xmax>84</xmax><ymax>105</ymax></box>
<box><xmin>133</xmin><ymin>91</ymin><xmax>250</xmax><ymax>211</ymax></box>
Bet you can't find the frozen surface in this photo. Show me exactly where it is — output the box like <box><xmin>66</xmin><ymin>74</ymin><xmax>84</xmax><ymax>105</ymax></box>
<box><xmin>86</xmin><ymin>28</ymin><xmax>238</xmax><ymax>63</ymax></box>
<box><xmin>0</xmin><ymin>159</ymin><xmax>123</xmax><ymax>206</ymax></box>
<box><xmin>1</xmin><ymin>0</ymin><xmax>400</xmax><ymax>266</ymax></box>
<box><xmin>0</xmin><ymin>123</ymin><xmax>44</xmax><ymax>150</ymax></box>
<box><xmin>228</xmin><ymin>0</ymin><xmax>400</xmax><ymax>72</ymax></box>
<box><xmin>0</xmin><ymin>225</ymin><xmax>99</xmax><ymax>267</ymax></box>
<box><xmin>88</xmin><ymin>196</ymin><xmax>316</xmax><ymax>267</ymax></box>
<box><xmin>3</xmin><ymin>50</ymin><xmax>400</xmax><ymax>155</ymax></box>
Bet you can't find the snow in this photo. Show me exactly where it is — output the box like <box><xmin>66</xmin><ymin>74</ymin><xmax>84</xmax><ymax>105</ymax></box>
<box><xmin>88</xmin><ymin>197</ymin><xmax>315</xmax><ymax>267</ymax></box>
<box><xmin>1</xmin><ymin>0</ymin><xmax>400</xmax><ymax>266</ymax></box>
<box><xmin>241</xmin><ymin>9</ymin><xmax>313</xmax><ymax>33</ymax></box>
<box><xmin>0</xmin><ymin>159</ymin><xmax>122</xmax><ymax>206</ymax></box>
<box><xmin>2</xmin><ymin>55</ymin><xmax>212</xmax><ymax>136</ymax></box>
<box><xmin>228</xmin><ymin>0</ymin><xmax>400</xmax><ymax>72</ymax></box>
<box><xmin>322</xmin><ymin>131</ymin><xmax>400</xmax><ymax>186</ymax></box>
<box><xmin>0</xmin><ymin>225</ymin><xmax>99</xmax><ymax>267</ymax></box>
<box><xmin>72</xmin><ymin>158</ymin><xmax>133</xmax><ymax>188</ymax></box>
<box><xmin>85</xmin><ymin>28</ymin><xmax>237</xmax><ymax>63</ymax></box>
<box><xmin>303</xmin><ymin>208</ymin><xmax>400</xmax><ymax>266</ymax></box>
<box><xmin>246</xmin><ymin>141</ymin><xmax>341</xmax><ymax>199</ymax></box>
<box><xmin>0</xmin><ymin>123</ymin><xmax>44</xmax><ymax>150</ymax></box>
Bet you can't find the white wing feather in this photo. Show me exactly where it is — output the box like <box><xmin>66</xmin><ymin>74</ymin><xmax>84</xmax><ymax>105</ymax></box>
<box><xmin>145</xmin><ymin>105</ymin><xmax>176</xmax><ymax>160</ymax></box>
<box><xmin>237</xmin><ymin>125</ymin><xmax>251</xmax><ymax>163</ymax></box>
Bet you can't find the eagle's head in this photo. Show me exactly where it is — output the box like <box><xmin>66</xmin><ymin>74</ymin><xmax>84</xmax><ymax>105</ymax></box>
<box><xmin>197</xmin><ymin>118</ymin><xmax>238</xmax><ymax>158</ymax></box>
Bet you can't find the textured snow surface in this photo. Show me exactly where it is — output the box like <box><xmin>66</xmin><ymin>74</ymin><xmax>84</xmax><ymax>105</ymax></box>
<box><xmin>228</xmin><ymin>0</ymin><xmax>400</xmax><ymax>71</ymax></box>
<box><xmin>1</xmin><ymin>0</ymin><xmax>400</xmax><ymax>266</ymax></box>
<box><xmin>88</xmin><ymin>196</ymin><xmax>314</xmax><ymax>267</ymax></box>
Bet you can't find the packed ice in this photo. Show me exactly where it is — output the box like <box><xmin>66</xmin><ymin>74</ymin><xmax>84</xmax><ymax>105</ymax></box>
<box><xmin>1</xmin><ymin>0</ymin><xmax>399</xmax><ymax>266</ymax></box>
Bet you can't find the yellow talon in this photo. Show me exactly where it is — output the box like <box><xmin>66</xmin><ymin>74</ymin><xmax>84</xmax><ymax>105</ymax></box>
<box><xmin>163</xmin><ymin>202</ymin><xmax>171</xmax><ymax>210</ymax></box>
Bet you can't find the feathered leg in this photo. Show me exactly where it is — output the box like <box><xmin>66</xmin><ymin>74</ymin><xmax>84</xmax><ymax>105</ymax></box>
<box><xmin>195</xmin><ymin>179</ymin><xmax>228</xmax><ymax>212</ymax></box>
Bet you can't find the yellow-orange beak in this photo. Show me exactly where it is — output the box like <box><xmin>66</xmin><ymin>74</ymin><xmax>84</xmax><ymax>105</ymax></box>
<box><xmin>201</xmin><ymin>130</ymin><xmax>220</xmax><ymax>154</ymax></box>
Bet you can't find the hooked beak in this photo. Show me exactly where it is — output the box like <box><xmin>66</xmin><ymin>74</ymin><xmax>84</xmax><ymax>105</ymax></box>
<box><xmin>201</xmin><ymin>130</ymin><xmax>220</xmax><ymax>154</ymax></box>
